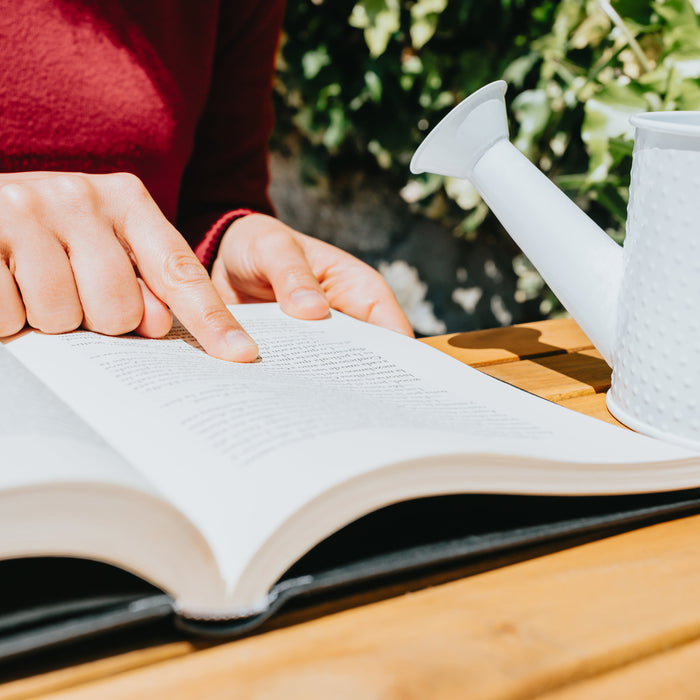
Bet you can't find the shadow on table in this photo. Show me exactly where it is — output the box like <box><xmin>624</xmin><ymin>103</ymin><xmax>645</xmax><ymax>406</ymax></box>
<box><xmin>446</xmin><ymin>326</ymin><xmax>611</xmax><ymax>392</ymax></box>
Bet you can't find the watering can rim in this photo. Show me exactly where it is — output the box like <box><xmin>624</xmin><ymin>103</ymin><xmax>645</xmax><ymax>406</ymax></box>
<box><xmin>631</xmin><ymin>110</ymin><xmax>700</xmax><ymax>137</ymax></box>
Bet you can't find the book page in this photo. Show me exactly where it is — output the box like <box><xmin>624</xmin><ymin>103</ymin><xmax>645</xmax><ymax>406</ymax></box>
<box><xmin>5</xmin><ymin>304</ymin><xmax>698</xmax><ymax>597</ymax></box>
<box><xmin>67</xmin><ymin>320</ymin><xmax>549</xmax><ymax>468</ymax></box>
<box><xmin>0</xmin><ymin>343</ymin><xmax>150</xmax><ymax>492</ymax></box>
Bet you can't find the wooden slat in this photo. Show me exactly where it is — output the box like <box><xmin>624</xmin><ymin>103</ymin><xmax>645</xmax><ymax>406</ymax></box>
<box><xmin>479</xmin><ymin>348</ymin><xmax>611</xmax><ymax>402</ymax></box>
<box><xmin>0</xmin><ymin>644</ymin><xmax>195</xmax><ymax>700</ymax></box>
<box><xmin>25</xmin><ymin>515</ymin><xmax>700</xmax><ymax>700</ymax></box>
<box><xmin>558</xmin><ymin>393</ymin><xmax>628</xmax><ymax>429</ymax></box>
<box><xmin>538</xmin><ymin>636</ymin><xmax>700</xmax><ymax>700</ymax></box>
<box><xmin>421</xmin><ymin>317</ymin><xmax>593</xmax><ymax>367</ymax></box>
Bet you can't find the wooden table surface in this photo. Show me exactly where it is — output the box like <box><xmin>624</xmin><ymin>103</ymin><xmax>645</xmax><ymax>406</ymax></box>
<box><xmin>5</xmin><ymin>317</ymin><xmax>700</xmax><ymax>699</ymax></box>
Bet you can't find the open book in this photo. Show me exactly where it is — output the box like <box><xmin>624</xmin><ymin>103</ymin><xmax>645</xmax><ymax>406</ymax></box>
<box><xmin>2</xmin><ymin>303</ymin><xmax>700</xmax><ymax>658</ymax></box>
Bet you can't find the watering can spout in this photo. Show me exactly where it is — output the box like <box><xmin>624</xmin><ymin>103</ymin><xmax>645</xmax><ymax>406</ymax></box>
<box><xmin>411</xmin><ymin>81</ymin><xmax>622</xmax><ymax>366</ymax></box>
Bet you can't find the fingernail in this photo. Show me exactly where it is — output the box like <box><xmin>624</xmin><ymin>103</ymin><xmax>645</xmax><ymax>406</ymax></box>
<box><xmin>391</xmin><ymin>326</ymin><xmax>415</xmax><ymax>337</ymax></box>
<box><xmin>290</xmin><ymin>289</ymin><xmax>327</xmax><ymax>309</ymax></box>
<box><xmin>225</xmin><ymin>329</ymin><xmax>259</xmax><ymax>362</ymax></box>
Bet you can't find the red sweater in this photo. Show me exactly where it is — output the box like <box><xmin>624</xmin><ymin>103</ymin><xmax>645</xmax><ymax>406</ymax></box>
<box><xmin>0</xmin><ymin>0</ymin><xmax>285</xmax><ymax>267</ymax></box>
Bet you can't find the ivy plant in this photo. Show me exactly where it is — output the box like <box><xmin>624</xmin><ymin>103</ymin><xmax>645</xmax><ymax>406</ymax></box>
<box><xmin>275</xmin><ymin>0</ymin><xmax>700</xmax><ymax>316</ymax></box>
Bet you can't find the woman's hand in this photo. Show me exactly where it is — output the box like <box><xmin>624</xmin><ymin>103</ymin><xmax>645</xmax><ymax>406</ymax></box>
<box><xmin>0</xmin><ymin>173</ymin><xmax>412</xmax><ymax>364</ymax></box>
<box><xmin>0</xmin><ymin>171</ymin><xmax>260</xmax><ymax>361</ymax></box>
<box><xmin>212</xmin><ymin>213</ymin><xmax>414</xmax><ymax>336</ymax></box>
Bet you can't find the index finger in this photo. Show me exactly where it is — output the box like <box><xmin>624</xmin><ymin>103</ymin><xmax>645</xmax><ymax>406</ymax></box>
<box><xmin>107</xmin><ymin>176</ymin><xmax>259</xmax><ymax>362</ymax></box>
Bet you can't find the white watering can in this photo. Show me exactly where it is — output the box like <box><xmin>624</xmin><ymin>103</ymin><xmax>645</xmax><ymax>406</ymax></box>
<box><xmin>411</xmin><ymin>81</ymin><xmax>700</xmax><ymax>450</ymax></box>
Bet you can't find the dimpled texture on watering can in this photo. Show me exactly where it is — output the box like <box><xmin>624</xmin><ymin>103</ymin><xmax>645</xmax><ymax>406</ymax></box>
<box><xmin>608</xmin><ymin>143</ymin><xmax>700</xmax><ymax>445</ymax></box>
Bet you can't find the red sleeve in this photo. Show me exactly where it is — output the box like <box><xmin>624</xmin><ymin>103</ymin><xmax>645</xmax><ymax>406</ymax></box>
<box><xmin>177</xmin><ymin>0</ymin><xmax>286</xmax><ymax>268</ymax></box>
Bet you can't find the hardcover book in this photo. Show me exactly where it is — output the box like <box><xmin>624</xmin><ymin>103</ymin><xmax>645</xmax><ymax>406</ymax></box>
<box><xmin>2</xmin><ymin>303</ymin><xmax>700</xmax><ymax>660</ymax></box>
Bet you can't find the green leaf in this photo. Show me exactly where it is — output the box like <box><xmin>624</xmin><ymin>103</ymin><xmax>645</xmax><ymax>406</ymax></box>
<box><xmin>502</xmin><ymin>52</ymin><xmax>540</xmax><ymax>87</ymax></box>
<box><xmin>410</xmin><ymin>0</ymin><xmax>448</xmax><ymax>49</ymax></box>
<box><xmin>511</xmin><ymin>89</ymin><xmax>552</xmax><ymax>157</ymax></box>
<box><xmin>364</xmin><ymin>70</ymin><xmax>383</xmax><ymax>102</ymax></box>
<box><xmin>675</xmin><ymin>78</ymin><xmax>700</xmax><ymax>109</ymax></box>
<box><xmin>456</xmin><ymin>202</ymin><xmax>490</xmax><ymax>235</ymax></box>
<box><xmin>301</xmin><ymin>46</ymin><xmax>331</xmax><ymax>80</ymax></box>
<box><xmin>322</xmin><ymin>107</ymin><xmax>349</xmax><ymax>150</ymax></box>
<box><xmin>612</xmin><ymin>0</ymin><xmax>655</xmax><ymax>26</ymax></box>
<box><xmin>590</xmin><ymin>183</ymin><xmax>629</xmax><ymax>226</ymax></box>
<box><xmin>444</xmin><ymin>177</ymin><xmax>481</xmax><ymax>210</ymax></box>
<box><xmin>582</xmin><ymin>83</ymin><xmax>646</xmax><ymax>181</ymax></box>
<box><xmin>349</xmin><ymin>0</ymin><xmax>400</xmax><ymax>57</ymax></box>
<box><xmin>368</xmin><ymin>138</ymin><xmax>392</xmax><ymax>168</ymax></box>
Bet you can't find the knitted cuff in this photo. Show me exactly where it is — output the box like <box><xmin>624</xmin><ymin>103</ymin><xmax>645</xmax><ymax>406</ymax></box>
<box><xmin>193</xmin><ymin>209</ymin><xmax>256</xmax><ymax>270</ymax></box>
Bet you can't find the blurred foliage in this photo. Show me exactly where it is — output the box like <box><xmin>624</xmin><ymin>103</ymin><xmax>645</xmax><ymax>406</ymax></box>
<box><xmin>274</xmin><ymin>0</ymin><xmax>700</xmax><ymax>316</ymax></box>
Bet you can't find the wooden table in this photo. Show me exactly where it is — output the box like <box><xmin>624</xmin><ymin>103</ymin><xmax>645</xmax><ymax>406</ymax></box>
<box><xmin>5</xmin><ymin>318</ymin><xmax>700</xmax><ymax>699</ymax></box>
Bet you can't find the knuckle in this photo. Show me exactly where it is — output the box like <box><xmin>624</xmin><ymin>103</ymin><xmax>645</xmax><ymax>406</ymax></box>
<box><xmin>0</xmin><ymin>183</ymin><xmax>33</xmax><ymax>213</ymax></box>
<box><xmin>50</xmin><ymin>173</ymin><xmax>94</xmax><ymax>203</ymax></box>
<box><xmin>199</xmin><ymin>305</ymin><xmax>236</xmax><ymax>332</ymax></box>
<box><xmin>254</xmin><ymin>228</ymin><xmax>293</xmax><ymax>255</ymax></box>
<box><xmin>160</xmin><ymin>251</ymin><xmax>209</xmax><ymax>289</ymax></box>
<box><xmin>108</xmin><ymin>172</ymin><xmax>149</xmax><ymax>200</ymax></box>
<box><xmin>105</xmin><ymin>173</ymin><xmax>156</xmax><ymax>227</ymax></box>
<box><xmin>282</xmin><ymin>267</ymin><xmax>316</xmax><ymax>289</ymax></box>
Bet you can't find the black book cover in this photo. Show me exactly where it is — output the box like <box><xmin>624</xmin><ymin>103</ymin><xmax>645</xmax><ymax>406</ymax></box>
<box><xmin>3</xmin><ymin>488</ymin><xmax>700</xmax><ymax>663</ymax></box>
